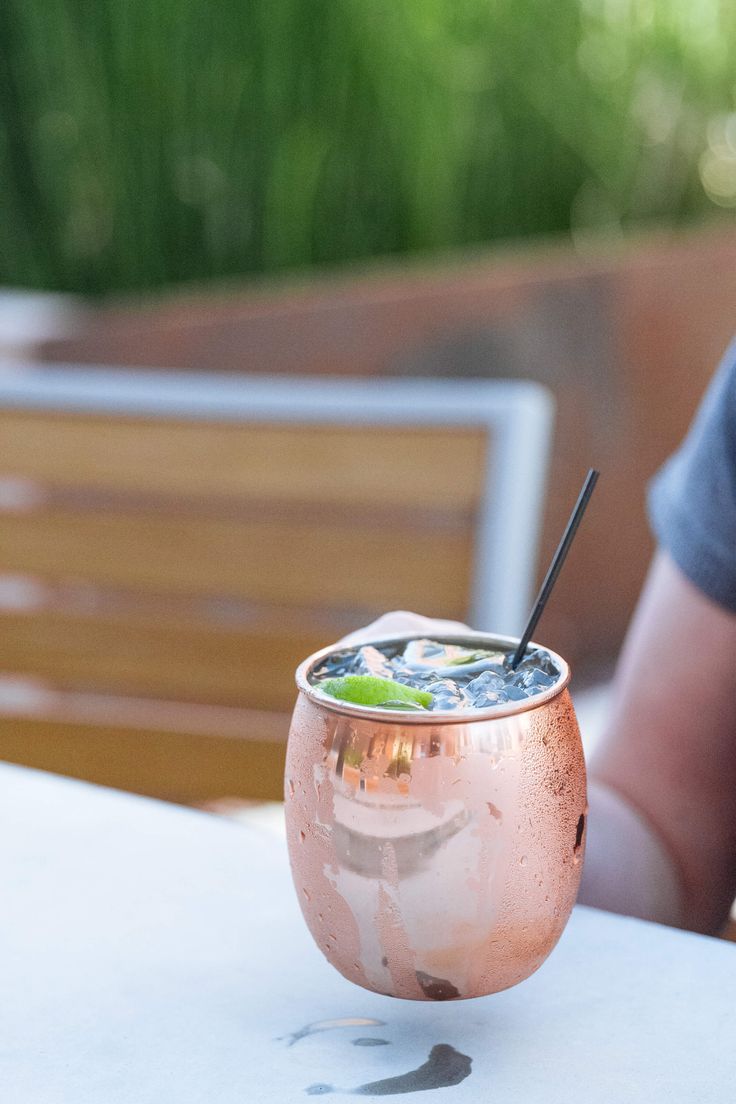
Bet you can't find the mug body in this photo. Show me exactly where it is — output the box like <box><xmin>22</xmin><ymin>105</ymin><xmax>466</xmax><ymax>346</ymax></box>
<box><xmin>285</xmin><ymin>633</ymin><xmax>586</xmax><ymax>1000</ymax></box>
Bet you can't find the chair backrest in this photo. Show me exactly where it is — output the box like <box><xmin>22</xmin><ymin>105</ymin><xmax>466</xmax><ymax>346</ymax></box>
<box><xmin>0</xmin><ymin>366</ymin><xmax>553</xmax><ymax>801</ymax></box>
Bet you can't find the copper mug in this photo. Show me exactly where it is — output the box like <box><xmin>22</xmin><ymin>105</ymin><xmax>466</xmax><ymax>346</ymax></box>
<box><xmin>285</xmin><ymin>633</ymin><xmax>586</xmax><ymax>1001</ymax></box>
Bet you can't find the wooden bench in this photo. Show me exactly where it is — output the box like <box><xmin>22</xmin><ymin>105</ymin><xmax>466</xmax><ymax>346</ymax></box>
<box><xmin>0</xmin><ymin>367</ymin><xmax>551</xmax><ymax>802</ymax></box>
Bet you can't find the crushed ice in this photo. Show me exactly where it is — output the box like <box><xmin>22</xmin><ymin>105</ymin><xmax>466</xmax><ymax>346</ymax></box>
<box><xmin>312</xmin><ymin>638</ymin><xmax>561</xmax><ymax>711</ymax></box>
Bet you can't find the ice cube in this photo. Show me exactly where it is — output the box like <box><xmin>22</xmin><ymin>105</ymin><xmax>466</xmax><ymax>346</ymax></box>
<box><xmin>312</xmin><ymin>650</ymin><xmax>355</xmax><ymax>680</ymax></box>
<box><xmin>467</xmin><ymin>671</ymin><xmax>506</xmax><ymax>698</ymax></box>
<box><xmin>470</xmin><ymin>690</ymin><xmax>502</xmax><ymax>708</ymax></box>
<box><xmin>425</xmin><ymin>678</ymin><xmax>466</xmax><ymax>709</ymax></box>
<box><xmin>402</xmin><ymin>638</ymin><xmax>447</xmax><ymax>667</ymax></box>
<box><xmin>510</xmin><ymin>654</ymin><xmax>558</xmax><ymax>693</ymax></box>
<box><xmin>518</xmin><ymin>649</ymin><xmax>559</xmax><ymax>677</ymax></box>
<box><xmin>354</xmin><ymin>645</ymin><xmax>393</xmax><ymax>678</ymax></box>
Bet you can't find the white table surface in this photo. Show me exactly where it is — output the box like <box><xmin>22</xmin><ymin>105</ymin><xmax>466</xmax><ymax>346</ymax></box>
<box><xmin>2</xmin><ymin>765</ymin><xmax>735</xmax><ymax>1104</ymax></box>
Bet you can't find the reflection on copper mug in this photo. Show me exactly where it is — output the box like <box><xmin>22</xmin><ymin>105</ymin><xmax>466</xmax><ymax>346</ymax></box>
<box><xmin>285</xmin><ymin>633</ymin><xmax>586</xmax><ymax>1001</ymax></box>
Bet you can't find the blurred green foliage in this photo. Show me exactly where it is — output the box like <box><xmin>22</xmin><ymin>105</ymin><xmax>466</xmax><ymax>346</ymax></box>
<box><xmin>1</xmin><ymin>0</ymin><xmax>736</xmax><ymax>294</ymax></box>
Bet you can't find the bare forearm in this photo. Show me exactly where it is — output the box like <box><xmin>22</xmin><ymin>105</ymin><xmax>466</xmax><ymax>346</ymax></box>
<box><xmin>579</xmin><ymin>780</ymin><xmax>684</xmax><ymax>926</ymax></box>
<box><xmin>338</xmin><ymin>590</ymin><xmax>736</xmax><ymax>934</ymax></box>
<box><xmin>590</xmin><ymin>553</ymin><xmax>736</xmax><ymax>933</ymax></box>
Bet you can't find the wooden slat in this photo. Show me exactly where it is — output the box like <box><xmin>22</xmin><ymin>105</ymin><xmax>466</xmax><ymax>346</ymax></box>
<box><xmin>0</xmin><ymin>712</ymin><xmax>287</xmax><ymax>802</ymax></box>
<box><xmin>0</xmin><ymin>412</ymin><xmax>486</xmax><ymax>509</ymax></box>
<box><xmin>0</xmin><ymin>510</ymin><xmax>473</xmax><ymax>614</ymax></box>
<box><xmin>0</xmin><ymin>408</ymin><xmax>485</xmax><ymax>803</ymax></box>
<box><xmin>0</xmin><ymin>608</ymin><xmax>329</xmax><ymax>708</ymax></box>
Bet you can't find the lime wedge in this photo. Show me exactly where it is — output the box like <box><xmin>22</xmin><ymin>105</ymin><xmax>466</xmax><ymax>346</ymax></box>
<box><xmin>317</xmin><ymin>675</ymin><xmax>432</xmax><ymax>710</ymax></box>
<box><xmin>446</xmin><ymin>649</ymin><xmax>501</xmax><ymax>667</ymax></box>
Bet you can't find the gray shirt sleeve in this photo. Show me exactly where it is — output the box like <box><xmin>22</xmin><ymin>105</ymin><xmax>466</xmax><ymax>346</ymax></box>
<box><xmin>648</xmin><ymin>339</ymin><xmax>736</xmax><ymax>613</ymax></box>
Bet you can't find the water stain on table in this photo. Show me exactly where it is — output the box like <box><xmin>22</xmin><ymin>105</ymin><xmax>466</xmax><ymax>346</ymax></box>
<box><xmin>305</xmin><ymin>1043</ymin><xmax>472</xmax><ymax>1096</ymax></box>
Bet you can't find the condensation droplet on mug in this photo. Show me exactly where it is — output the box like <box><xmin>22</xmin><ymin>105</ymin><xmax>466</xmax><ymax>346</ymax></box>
<box><xmin>288</xmin><ymin>779</ymin><xmax>295</xmax><ymax>798</ymax></box>
<box><xmin>299</xmin><ymin>830</ymin><xmax>306</xmax><ymax>843</ymax></box>
<box><xmin>302</xmin><ymin>887</ymin><xmax>311</xmax><ymax>902</ymax></box>
<box><xmin>519</xmin><ymin>855</ymin><xmax>528</xmax><ymax>867</ymax></box>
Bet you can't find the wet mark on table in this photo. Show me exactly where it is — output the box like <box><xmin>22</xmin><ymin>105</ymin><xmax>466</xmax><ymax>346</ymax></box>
<box><xmin>415</xmin><ymin>971</ymin><xmax>460</xmax><ymax>1001</ymax></box>
<box><xmin>281</xmin><ymin>1017</ymin><xmax>385</xmax><ymax>1046</ymax></box>
<box><xmin>306</xmin><ymin>1043</ymin><xmax>472</xmax><ymax>1096</ymax></box>
<box><xmin>352</xmin><ymin>1037</ymin><xmax>389</xmax><ymax>1047</ymax></box>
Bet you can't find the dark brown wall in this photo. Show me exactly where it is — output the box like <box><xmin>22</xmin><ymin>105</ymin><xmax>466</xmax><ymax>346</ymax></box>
<box><xmin>40</xmin><ymin>225</ymin><xmax>736</xmax><ymax>679</ymax></box>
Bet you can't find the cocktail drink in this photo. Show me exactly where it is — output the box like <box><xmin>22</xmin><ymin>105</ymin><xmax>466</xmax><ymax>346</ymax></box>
<box><xmin>285</xmin><ymin>634</ymin><xmax>586</xmax><ymax>1000</ymax></box>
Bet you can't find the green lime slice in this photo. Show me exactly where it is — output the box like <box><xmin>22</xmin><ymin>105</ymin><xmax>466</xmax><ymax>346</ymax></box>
<box><xmin>317</xmin><ymin>675</ymin><xmax>432</xmax><ymax>710</ymax></box>
<box><xmin>446</xmin><ymin>649</ymin><xmax>501</xmax><ymax>666</ymax></box>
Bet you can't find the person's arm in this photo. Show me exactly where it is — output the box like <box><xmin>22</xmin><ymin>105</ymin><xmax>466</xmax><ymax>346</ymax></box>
<box><xmin>342</xmin><ymin>575</ymin><xmax>736</xmax><ymax>934</ymax></box>
<box><xmin>585</xmin><ymin>549</ymin><xmax>736</xmax><ymax>934</ymax></box>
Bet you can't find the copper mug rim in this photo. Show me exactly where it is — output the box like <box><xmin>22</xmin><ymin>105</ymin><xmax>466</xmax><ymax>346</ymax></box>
<box><xmin>295</xmin><ymin>631</ymin><xmax>571</xmax><ymax>726</ymax></box>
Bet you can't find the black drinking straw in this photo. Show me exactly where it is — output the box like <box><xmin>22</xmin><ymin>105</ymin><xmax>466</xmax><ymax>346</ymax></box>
<box><xmin>511</xmin><ymin>468</ymin><xmax>600</xmax><ymax>669</ymax></box>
